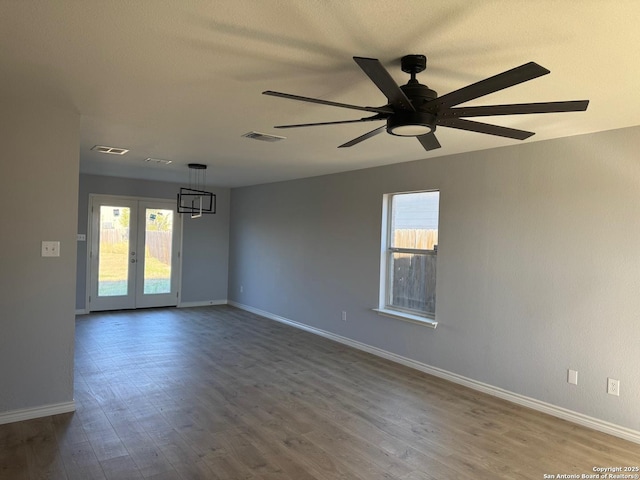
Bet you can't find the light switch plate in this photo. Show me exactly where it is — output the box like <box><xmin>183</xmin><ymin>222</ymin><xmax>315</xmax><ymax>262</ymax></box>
<box><xmin>42</xmin><ymin>241</ymin><xmax>60</xmax><ymax>257</ymax></box>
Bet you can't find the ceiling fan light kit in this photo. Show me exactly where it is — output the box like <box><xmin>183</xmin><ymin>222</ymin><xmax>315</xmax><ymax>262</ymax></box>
<box><xmin>263</xmin><ymin>54</ymin><xmax>589</xmax><ymax>152</ymax></box>
<box><xmin>387</xmin><ymin>111</ymin><xmax>436</xmax><ymax>136</ymax></box>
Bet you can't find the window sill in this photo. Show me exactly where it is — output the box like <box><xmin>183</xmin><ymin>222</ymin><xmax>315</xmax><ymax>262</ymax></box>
<box><xmin>372</xmin><ymin>308</ymin><xmax>438</xmax><ymax>329</ymax></box>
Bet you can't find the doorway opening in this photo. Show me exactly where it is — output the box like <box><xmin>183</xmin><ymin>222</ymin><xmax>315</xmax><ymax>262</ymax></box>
<box><xmin>87</xmin><ymin>195</ymin><xmax>182</xmax><ymax>311</ymax></box>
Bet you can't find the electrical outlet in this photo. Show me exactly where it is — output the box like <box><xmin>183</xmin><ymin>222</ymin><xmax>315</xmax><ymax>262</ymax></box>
<box><xmin>41</xmin><ymin>241</ymin><xmax>60</xmax><ymax>257</ymax></box>
<box><xmin>607</xmin><ymin>378</ymin><xmax>620</xmax><ymax>396</ymax></box>
<box><xmin>341</xmin><ymin>311</ymin><xmax>347</xmax><ymax>322</ymax></box>
<box><xmin>568</xmin><ymin>369</ymin><xmax>578</xmax><ymax>385</ymax></box>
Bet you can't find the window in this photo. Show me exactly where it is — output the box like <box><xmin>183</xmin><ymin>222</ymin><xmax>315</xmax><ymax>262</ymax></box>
<box><xmin>378</xmin><ymin>190</ymin><xmax>439</xmax><ymax>325</ymax></box>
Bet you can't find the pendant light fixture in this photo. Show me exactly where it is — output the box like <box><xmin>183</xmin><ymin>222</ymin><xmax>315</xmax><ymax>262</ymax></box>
<box><xmin>177</xmin><ymin>163</ymin><xmax>216</xmax><ymax>218</ymax></box>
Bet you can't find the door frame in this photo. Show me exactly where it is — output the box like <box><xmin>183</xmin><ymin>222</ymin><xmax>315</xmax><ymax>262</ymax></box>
<box><xmin>86</xmin><ymin>194</ymin><xmax>184</xmax><ymax>312</ymax></box>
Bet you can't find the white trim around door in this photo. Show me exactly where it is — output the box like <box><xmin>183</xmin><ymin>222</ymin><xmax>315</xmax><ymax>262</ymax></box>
<box><xmin>87</xmin><ymin>194</ymin><xmax>183</xmax><ymax>312</ymax></box>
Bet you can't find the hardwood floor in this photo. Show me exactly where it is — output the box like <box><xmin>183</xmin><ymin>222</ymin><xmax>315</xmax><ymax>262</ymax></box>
<box><xmin>1</xmin><ymin>306</ymin><xmax>639</xmax><ymax>479</ymax></box>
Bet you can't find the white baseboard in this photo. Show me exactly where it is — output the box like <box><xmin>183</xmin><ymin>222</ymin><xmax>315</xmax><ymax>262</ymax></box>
<box><xmin>0</xmin><ymin>401</ymin><xmax>76</xmax><ymax>426</ymax></box>
<box><xmin>76</xmin><ymin>301</ymin><xmax>228</xmax><ymax>313</ymax></box>
<box><xmin>229</xmin><ymin>301</ymin><xmax>640</xmax><ymax>445</ymax></box>
<box><xmin>178</xmin><ymin>299</ymin><xmax>228</xmax><ymax>308</ymax></box>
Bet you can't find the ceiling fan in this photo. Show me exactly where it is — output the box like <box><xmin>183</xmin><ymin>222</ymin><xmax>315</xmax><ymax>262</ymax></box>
<box><xmin>263</xmin><ymin>55</ymin><xmax>589</xmax><ymax>152</ymax></box>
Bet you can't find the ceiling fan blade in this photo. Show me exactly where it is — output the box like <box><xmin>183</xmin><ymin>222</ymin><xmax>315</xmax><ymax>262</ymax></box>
<box><xmin>353</xmin><ymin>57</ymin><xmax>415</xmax><ymax>111</ymax></box>
<box><xmin>438</xmin><ymin>118</ymin><xmax>534</xmax><ymax>140</ymax></box>
<box><xmin>338</xmin><ymin>125</ymin><xmax>386</xmax><ymax>148</ymax></box>
<box><xmin>432</xmin><ymin>62</ymin><xmax>551</xmax><ymax>109</ymax></box>
<box><xmin>263</xmin><ymin>90</ymin><xmax>392</xmax><ymax>114</ymax></box>
<box><xmin>443</xmin><ymin>100</ymin><xmax>589</xmax><ymax>118</ymax></box>
<box><xmin>274</xmin><ymin>115</ymin><xmax>386</xmax><ymax>129</ymax></box>
<box><xmin>417</xmin><ymin>133</ymin><xmax>441</xmax><ymax>151</ymax></box>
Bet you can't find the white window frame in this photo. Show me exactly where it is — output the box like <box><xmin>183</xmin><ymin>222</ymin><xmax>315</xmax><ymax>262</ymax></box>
<box><xmin>374</xmin><ymin>190</ymin><xmax>439</xmax><ymax>328</ymax></box>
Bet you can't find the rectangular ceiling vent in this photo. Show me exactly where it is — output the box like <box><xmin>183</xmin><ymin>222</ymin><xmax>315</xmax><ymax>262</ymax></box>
<box><xmin>242</xmin><ymin>131</ymin><xmax>286</xmax><ymax>142</ymax></box>
<box><xmin>145</xmin><ymin>157</ymin><xmax>173</xmax><ymax>165</ymax></box>
<box><xmin>91</xmin><ymin>145</ymin><xmax>129</xmax><ymax>155</ymax></box>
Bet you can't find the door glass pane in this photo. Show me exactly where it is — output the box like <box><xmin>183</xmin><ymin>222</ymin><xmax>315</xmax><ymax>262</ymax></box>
<box><xmin>98</xmin><ymin>206</ymin><xmax>130</xmax><ymax>296</ymax></box>
<box><xmin>143</xmin><ymin>209</ymin><xmax>173</xmax><ymax>294</ymax></box>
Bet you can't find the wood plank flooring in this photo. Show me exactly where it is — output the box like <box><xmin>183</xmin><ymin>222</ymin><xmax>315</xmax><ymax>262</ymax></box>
<box><xmin>1</xmin><ymin>305</ymin><xmax>639</xmax><ymax>479</ymax></box>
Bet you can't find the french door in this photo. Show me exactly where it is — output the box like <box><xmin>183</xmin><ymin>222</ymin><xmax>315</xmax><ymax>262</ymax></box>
<box><xmin>88</xmin><ymin>195</ymin><xmax>182</xmax><ymax>311</ymax></box>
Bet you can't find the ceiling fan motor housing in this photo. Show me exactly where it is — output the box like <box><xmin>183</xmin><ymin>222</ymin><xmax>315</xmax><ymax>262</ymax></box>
<box><xmin>389</xmin><ymin>79</ymin><xmax>438</xmax><ymax>136</ymax></box>
<box><xmin>401</xmin><ymin>81</ymin><xmax>438</xmax><ymax>108</ymax></box>
<box><xmin>385</xmin><ymin>55</ymin><xmax>439</xmax><ymax>136</ymax></box>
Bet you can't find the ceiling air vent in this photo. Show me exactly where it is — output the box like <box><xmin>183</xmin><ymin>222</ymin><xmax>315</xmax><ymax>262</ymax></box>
<box><xmin>91</xmin><ymin>145</ymin><xmax>129</xmax><ymax>155</ymax></box>
<box><xmin>145</xmin><ymin>157</ymin><xmax>173</xmax><ymax>165</ymax></box>
<box><xmin>242</xmin><ymin>131</ymin><xmax>286</xmax><ymax>142</ymax></box>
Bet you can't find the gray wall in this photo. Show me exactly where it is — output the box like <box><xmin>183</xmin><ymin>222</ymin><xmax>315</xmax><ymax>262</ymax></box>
<box><xmin>0</xmin><ymin>100</ymin><xmax>79</xmax><ymax>413</ymax></box>
<box><xmin>229</xmin><ymin>125</ymin><xmax>640</xmax><ymax>432</ymax></box>
<box><xmin>77</xmin><ymin>174</ymin><xmax>230</xmax><ymax>310</ymax></box>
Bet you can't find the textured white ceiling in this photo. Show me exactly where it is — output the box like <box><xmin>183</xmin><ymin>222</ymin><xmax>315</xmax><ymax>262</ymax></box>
<box><xmin>2</xmin><ymin>1</ymin><xmax>639</xmax><ymax>187</ymax></box>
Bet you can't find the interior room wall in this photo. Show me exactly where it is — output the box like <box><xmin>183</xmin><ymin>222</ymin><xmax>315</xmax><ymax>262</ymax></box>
<box><xmin>76</xmin><ymin>174</ymin><xmax>230</xmax><ymax>310</ymax></box>
<box><xmin>0</xmin><ymin>100</ymin><xmax>79</xmax><ymax>416</ymax></box>
<box><xmin>228</xmin><ymin>125</ymin><xmax>640</xmax><ymax>433</ymax></box>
